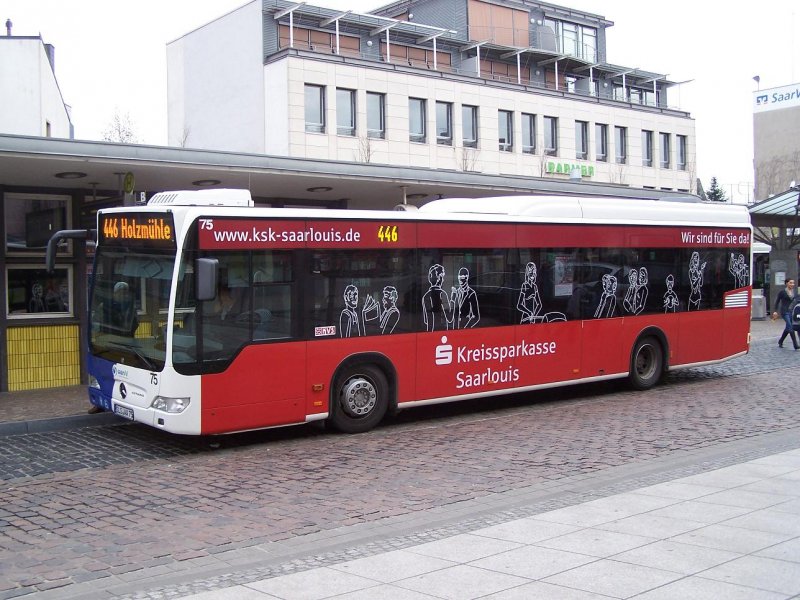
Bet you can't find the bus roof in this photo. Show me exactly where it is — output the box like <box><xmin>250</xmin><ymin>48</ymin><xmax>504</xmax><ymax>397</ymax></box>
<box><xmin>132</xmin><ymin>189</ymin><xmax>751</xmax><ymax>229</ymax></box>
<box><xmin>148</xmin><ymin>188</ymin><xmax>254</xmax><ymax>207</ymax></box>
<box><xmin>419</xmin><ymin>196</ymin><xmax>751</xmax><ymax>226</ymax></box>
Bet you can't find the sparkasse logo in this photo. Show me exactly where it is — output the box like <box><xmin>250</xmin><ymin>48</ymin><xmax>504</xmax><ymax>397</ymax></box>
<box><xmin>435</xmin><ymin>336</ymin><xmax>453</xmax><ymax>365</ymax></box>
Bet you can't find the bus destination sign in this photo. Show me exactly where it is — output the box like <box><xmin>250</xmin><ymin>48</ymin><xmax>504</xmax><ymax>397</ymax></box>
<box><xmin>99</xmin><ymin>212</ymin><xmax>176</xmax><ymax>248</ymax></box>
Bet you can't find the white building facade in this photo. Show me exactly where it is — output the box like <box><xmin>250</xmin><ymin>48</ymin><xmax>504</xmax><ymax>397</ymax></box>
<box><xmin>0</xmin><ymin>29</ymin><xmax>72</xmax><ymax>139</ymax></box>
<box><xmin>168</xmin><ymin>0</ymin><xmax>695</xmax><ymax>196</ymax></box>
<box><xmin>753</xmin><ymin>82</ymin><xmax>800</xmax><ymax>200</ymax></box>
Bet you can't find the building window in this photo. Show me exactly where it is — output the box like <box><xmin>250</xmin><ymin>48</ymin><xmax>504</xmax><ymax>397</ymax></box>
<box><xmin>436</xmin><ymin>101</ymin><xmax>453</xmax><ymax>145</ymax></box>
<box><xmin>7</xmin><ymin>266</ymin><xmax>72</xmax><ymax>317</ymax></box>
<box><xmin>595</xmin><ymin>123</ymin><xmax>608</xmax><ymax>162</ymax></box>
<box><xmin>367</xmin><ymin>92</ymin><xmax>386</xmax><ymax>139</ymax></box>
<box><xmin>575</xmin><ymin>120</ymin><xmax>588</xmax><ymax>160</ymax></box>
<box><xmin>462</xmin><ymin>105</ymin><xmax>478</xmax><ymax>148</ymax></box>
<box><xmin>544</xmin><ymin>116</ymin><xmax>558</xmax><ymax>156</ymax></box>
<box><xmin>304</xmin><ymin>84</ymin><xmax>325</xmax><ymax>133</ymax></box>
<box><xmin>5</xmin><ymin>194</ymin><xmax>70</xmax><ymax>255</ymax></box>
<box><xmin>543</xmin><ymin>19</ymin><xmax>597</xmax><ymax>62</ymax></box>
<box><xmin>4</xmin><ymin>193</ymin><xmax>74</xmax><ymax>319</ymax></box>
<box><xmin>336</xmin><ymin>88</ymin><xmax>356</xmax><ymax>136</ymax></box>
<box><xmin>615</xmin><ymin>126</ymin><xmax>627</xmax><ymax>164</ymax></box>
<box><xmin>498</xmin><ymin>110</ymin><xmax>513</xmax><ymax>152</ymax></box>
<box><xmin>660</xmin><ymin>132</ymin><xmax>671</xmax><ymax>168</ymax></box>
<box><xmin>642</xmin><ymin>130</ymin><xmax>653</xmax><ymax>167</ymax></box>
<box><xmin>409</xmin><ymin>98</ymin><xmax>426</xmax><ymax>143</ymax></box>
<box><xmin>677</xmin><ymin>135</ymin><xmax>687</xmax><ymax>171</ymax></box>
<box><xmin>522</xmin><ymin>113</ymin><xmax>536</xmax><ymax>154</ymax></box>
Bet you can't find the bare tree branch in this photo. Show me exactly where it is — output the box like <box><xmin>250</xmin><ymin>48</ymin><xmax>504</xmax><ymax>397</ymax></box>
<box><xmin>102</xmin><ymin>109</ymin><xmax>138</xmax><ymax>144</ymax></box>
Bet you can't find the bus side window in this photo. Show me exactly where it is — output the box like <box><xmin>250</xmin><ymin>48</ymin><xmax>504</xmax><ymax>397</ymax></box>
<box><xmin>251</xmin><ymin>251</ymin><xmax>294</xmax><ymax>341</ymax></box>
<box><xmin>310</xmin><ymin>249</ymin><xmax>414</xmax><ymax>338</ymax></box>
<box><xmin>252</xmin><ymin>283</ymin><xmax>292</xmax><ymax>340</ymax></box>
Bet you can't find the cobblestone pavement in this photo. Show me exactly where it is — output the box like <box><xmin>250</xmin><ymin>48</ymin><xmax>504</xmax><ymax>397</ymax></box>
<box><xmin>1</xmin><ymin>335</ymin><xmax>799</xmax><ymax>598</ymax></box>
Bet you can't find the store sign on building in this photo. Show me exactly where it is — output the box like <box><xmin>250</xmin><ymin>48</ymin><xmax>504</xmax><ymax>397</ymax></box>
<box><xmin>547</xmin><ymin>162</ymin><xmax>595</xmax><ymax>177</ymax></box>
<box><xmin>753</xmin><ymin>82</ymin><xmax>800</xmax><ymax>113</ymax></box>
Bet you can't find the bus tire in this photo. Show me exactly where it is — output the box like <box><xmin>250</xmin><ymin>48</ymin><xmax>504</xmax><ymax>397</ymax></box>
<box><xmin>330</xmin><ymin>364</ymin><xmax>389</xmax><ymax>433</ymax></box>
<box><xmin>629</xmin><ymin>336</ymin><xmax>663</xmax><ymax>390</ymax></box>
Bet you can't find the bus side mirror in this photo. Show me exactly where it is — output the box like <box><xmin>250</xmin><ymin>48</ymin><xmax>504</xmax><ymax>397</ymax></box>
<box><xmin>195</xmin><ymin>258</ymin><xmax>218</xmax><ymax>302</ymax></box>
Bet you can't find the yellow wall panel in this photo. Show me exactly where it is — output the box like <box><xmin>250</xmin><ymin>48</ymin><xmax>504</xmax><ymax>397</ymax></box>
<box><xmin>6</xmin><ymin>324</ymin><xmax>81</xmax><ymax>391</ymax></box>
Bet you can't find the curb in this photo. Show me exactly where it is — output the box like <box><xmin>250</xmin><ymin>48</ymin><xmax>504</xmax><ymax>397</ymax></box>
<box><xmin>0</xmin><ymin>412</ymin><xmax>126</xmax><ymax>437</ymax></box>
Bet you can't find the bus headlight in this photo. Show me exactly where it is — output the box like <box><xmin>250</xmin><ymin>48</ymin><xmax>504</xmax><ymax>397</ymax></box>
<box><xmin>89</xmin><ymin>375</ymin><xmax>101</xmax><ymax>390</ymax></box>
<box><xmin>151</xmin><ymin>396</ymin><xmax>191</xmax><ymax>414</ymax></box>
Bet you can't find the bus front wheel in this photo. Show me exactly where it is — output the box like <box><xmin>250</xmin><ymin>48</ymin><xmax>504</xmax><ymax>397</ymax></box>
<box><xmin>629</xmin><ymin>337</ymin><xmax>663</xmax><ymax>390</ymax></box>
<box><xmin>330</xmin><ymin>364</ymin><xmax>389</xmax><ymax>433</ymax></box>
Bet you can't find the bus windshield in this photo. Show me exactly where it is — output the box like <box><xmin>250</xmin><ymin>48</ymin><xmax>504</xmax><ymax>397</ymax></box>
<box><xmin>89</xmin><ymin>248</ymin><xmax>176</xmax><ymax>371</ymax></box>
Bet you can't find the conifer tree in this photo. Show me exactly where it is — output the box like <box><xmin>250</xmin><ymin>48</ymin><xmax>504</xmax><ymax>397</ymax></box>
<box><xmin>706</xmin><ymin>177</ymin><xmax>728</xmax><ymax>202</ymax></box>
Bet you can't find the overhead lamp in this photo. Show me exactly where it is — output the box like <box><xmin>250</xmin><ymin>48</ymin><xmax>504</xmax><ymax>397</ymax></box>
<box><xmin>192</xmin><ymin>179</ymin><xmax>221</xmax><ymax>186</ymax></box>
<box><xmin>54</xmin><ymin>171</ymin><xmax>87</xmax><ymax>179</ymax></box>
<box><xmin>307</xmin><ymin>186</ymin><xmax>333</xmax><ymax>192</ymax></box>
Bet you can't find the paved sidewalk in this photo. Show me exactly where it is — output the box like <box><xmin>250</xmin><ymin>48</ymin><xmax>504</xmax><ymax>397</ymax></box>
<box><xmin>0</xmin><ymin>317</ymin><xmax>786</xmax><ymax>436</ymax></box>
<box><xmin>0</xmin><ymin>383</ymin><xmax>121</xmax><ymax>435</ymax></box>
<box><xmin>176</xmin><ymin>447</ymin><xmax>800</xmax><ymax>600</ymax></box>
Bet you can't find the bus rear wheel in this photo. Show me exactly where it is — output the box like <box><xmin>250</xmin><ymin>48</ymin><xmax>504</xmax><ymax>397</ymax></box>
<box><xmin>330</xmin><ymin>364</ymin><xmax>389</xmax><ymax>433</ymax></box>
<box><xmin>629</xmin><ymin>336</ymin><xmax>663</xmax><ymax>390</ymax></box>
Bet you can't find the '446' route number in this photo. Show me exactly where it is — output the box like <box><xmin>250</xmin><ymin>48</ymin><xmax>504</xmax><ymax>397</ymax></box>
<box><xmin>103</xmin><ymin>218</ymin><xmax>119</xmax><ymax>238</ymax></box>
<box><xmin>378</xmin><ymin>225</ymin><xmax>398</xmax><ymax>243</ymax></box>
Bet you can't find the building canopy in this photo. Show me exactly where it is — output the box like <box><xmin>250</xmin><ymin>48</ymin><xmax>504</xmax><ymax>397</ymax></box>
<box><xmin>749</xmin><ymin>185</ymin><xmax>800</xmax><ymax>248</ymax></box>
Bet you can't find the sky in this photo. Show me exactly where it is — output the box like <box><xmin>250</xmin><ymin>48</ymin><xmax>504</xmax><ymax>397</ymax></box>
<box><xmin>4</xmin><ymin>0</ymin><xmax>799</xmax><ymax>203</ymax></box>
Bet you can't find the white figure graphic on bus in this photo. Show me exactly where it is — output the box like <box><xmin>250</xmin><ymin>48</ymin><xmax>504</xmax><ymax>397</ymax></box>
<box><xmin>451</xmin><ymin>267</ymin><xmax>480</xmax><ymax>328</ymax></box>
<box><xmin>345</xmin><ymin>285</ymin><xmax>401</xmax><ymax>336</ymax></box>
<box><xmin>422</xmin><ymin>264</ymin><xmax>455</xmax><ymax>331</ymax></box>
<box><xmin>663</xmin><ymin>274</ymin><xmax>679</xmax><ymax>313</ymax></box>
<box><xmin>594</xmin><ymin>273</ymin><xmax>618</xmax><ymax>318</ymax></box>
<box><xmin>339</xmin><ymin>284</ymin><xmax>365</xmax><ymax>337</ymax></box>
<box><xmin>379</xmin><ymin>286</ymin><xmax>400</xmax><ymax>334</ymax></box>
<box><xmin>517</xmin><ymin>262</ymin><xmax>543</xmax><ymax>323</ymax></box>
<box><xmin>516</xmin><ymin>261</ymin><xmax>566</xmax><ymax>323</ymax></box>
<box><xmin>634</xmin><ymin>267</ymin><xmax>648</xmax><ymax>314</ymax></box>
<box><xmin>729</xmin><ymin>252</ymin><xmax>749</xmax><ymax>288</ymax></box>
<box><xmin>688</xmin><ymin>251</ymin><xmax>706</xmax><ymax>311</ymax></box>
<box><xmin>622</xmin><ymin>267</ymin><xmax>648</xmax><ymax>315</ymax></box>
<box><xmin>622</xmin><ymin>268</ymin><xmax>639</xmax><ymax>314</ymax></box>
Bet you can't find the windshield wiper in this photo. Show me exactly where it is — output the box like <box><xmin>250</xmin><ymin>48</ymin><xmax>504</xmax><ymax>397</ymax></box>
<box><xmin>101</xmin><ymin>341</ymin><xmax>158</xmax><ymax>371</ymax></box>
<box><xmin>125</xmin><ymin>345</ymin><xmax>158</xmax><ymax>371</ymax></box>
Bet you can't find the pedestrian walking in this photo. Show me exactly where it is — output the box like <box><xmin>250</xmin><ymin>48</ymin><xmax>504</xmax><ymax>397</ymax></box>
<box><xmin>772</xmin><ymin>278</ymin><xmax>799</xmax><ymax>349</ymax></box>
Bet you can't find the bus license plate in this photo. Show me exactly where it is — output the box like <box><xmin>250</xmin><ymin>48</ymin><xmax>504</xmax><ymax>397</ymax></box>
<box><xmin>114</xmin><ymin>404</ymin><xmax>134</xmax><ymax>420</ymax></box>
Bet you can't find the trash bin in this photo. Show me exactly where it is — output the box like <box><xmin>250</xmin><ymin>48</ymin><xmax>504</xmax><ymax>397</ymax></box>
<box><xmin>751</xmin><ymin>292</ymin><xmax>766</xmax><ymax>321</ymax></box>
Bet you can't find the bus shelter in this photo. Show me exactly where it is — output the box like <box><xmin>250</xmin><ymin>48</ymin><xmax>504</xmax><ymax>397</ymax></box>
<box><xmin>749</xmin><ymin>185</ymin><xmax>800</xmax><ymax>313</ymax></box>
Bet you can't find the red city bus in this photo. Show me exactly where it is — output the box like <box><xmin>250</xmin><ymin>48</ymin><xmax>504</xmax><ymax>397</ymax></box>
<box><xmin>57</xmin><ymin>190</ymin><xmax>751</xmax><ymax>435</ymax></box>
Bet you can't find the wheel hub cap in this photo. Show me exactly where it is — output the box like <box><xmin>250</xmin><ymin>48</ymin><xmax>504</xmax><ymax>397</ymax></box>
<box><xmin>341</xmin><ymin>377</ymin><xmax>377</xmax><ymax>417</ymax></box>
